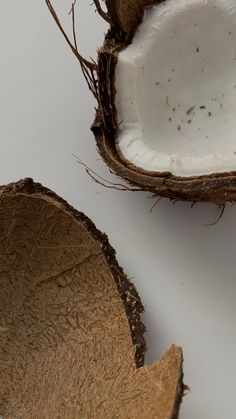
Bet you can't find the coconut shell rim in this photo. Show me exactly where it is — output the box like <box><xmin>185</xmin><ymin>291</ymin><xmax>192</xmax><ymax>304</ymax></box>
<box><xmin>0</xmin><ymin>177</ymin><xmax>146</xmax><ymax>368</ymax></box>
<box><xmin>93</xmin><ymin>31</ymin><xmax>236</xmax><ymax>204</ymax></box>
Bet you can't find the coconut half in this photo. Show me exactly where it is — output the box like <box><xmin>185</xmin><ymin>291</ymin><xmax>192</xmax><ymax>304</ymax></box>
<box><xmin>0</xmin><ymin>178</ymin><xmax>183</xmax><ymax>418</ymax></box>
<box><xmin>90</xmin><ymin>0</ymin><xmax>236</xmax><ymax>203</ymax></box>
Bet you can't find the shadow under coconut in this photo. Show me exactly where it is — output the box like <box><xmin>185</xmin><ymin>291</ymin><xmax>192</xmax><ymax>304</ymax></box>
<box><xmin>141</xmin><ymin>197</ymin><xmax>236</xmax><ymax>347</ymax></box>
<box><xmin>0</xmin><ymin>179</ymin><xmax>183</xmax><ymax>419</ymax></box>
<box><xmin>139</xmin><ymin>198</ymin><xmax>236</xmax><ymax>419</ymax></box>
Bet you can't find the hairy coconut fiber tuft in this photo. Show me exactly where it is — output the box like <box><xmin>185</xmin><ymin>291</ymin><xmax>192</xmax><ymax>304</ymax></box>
<box><xmin>97</xmin><ymin>0</ymin><xmax>236</xmax><ymax>203</ymax></box>
<box><xmin>45</xmin><ymin>0</ymin><xmax>236</xmax><ymax>202</ymax></box>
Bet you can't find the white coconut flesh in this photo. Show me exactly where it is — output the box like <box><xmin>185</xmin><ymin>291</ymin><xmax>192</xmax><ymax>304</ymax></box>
<box><xmin>115</xmin><ymin>0</ymin><xmax>236</xmax><ymax>177</ymax></box>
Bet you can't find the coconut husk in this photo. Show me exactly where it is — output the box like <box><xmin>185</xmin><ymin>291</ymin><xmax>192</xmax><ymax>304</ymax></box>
<box><xmin>0</xmin><ymin>178</ymin><xmax>183</xmax><ymax>418</ymax></box>
<box><xmin>106</xmin><ymin>0</ymin><xmax>159</xmax><ymax>36</ymax></box>
<box><xmin>44</xmin><ymin>0</ymin><xmax>236</xmax><ymax>204</ymax></box>
<box><xmin>93</xmin><ymin>0</ymin><xmax>236</xmax><ymax>204</ymax></box>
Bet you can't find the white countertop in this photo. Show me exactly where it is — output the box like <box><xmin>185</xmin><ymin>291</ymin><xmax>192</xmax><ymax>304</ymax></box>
<box><xmin>0</xmin><ymin>2</ymin><xmax>236</xmax><ymax>418</ymax></box>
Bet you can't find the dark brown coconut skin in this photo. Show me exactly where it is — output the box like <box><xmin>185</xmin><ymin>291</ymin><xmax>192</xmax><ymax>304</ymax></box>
<box><xmin>92</xmin><ymin>0</ymin><xmax>236</xmax><ymax>204</ymax></box>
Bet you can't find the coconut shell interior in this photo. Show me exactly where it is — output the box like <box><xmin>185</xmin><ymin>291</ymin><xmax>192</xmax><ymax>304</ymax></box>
<box><xmin>90</xmin><ymin>0</ymin><xmax>236</xmax><ymax>203</ymax></box>
<box><xmin>0</xmin><ymin>179</ymin><xmax>183</xmax><ymax>418</ymax></box>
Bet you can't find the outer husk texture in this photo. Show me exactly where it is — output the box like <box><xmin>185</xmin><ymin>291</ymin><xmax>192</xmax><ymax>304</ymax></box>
<box><xmin>106</xmin><ymin>0</ymin><xmax>158</xmax><ymax>35</ymax></box>
<box><xmin>92</xmin><ymin>0</ymin><xmax>236</xmax><ymax>203</ymax></box>
<box><xmin>0</xmin><ymin>178</ymin><xmax>183</xmax><ymax>418</ymax></box>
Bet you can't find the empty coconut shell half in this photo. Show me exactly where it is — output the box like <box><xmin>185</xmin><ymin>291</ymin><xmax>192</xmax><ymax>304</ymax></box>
<box><xmin>0</xmin><ymin>178</ymin><xmax>183</xmax><ymax>418</ymax></box>
<box><xmin>46</xmin><ymin>0</ymin><xmax>236</xmax><ymax>204</ymax></box>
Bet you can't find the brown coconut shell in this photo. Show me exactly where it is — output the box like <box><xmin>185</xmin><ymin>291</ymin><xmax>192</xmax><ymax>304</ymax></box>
<box><xmin>44</xmin><ymin>0</ymin><xmax>236</xmax><ymax>204</ymax></box>
<box><xmin>90</xmin><ymin>0</ymin><xmax>236</xmax><ymax>204</ymax></box>
<box><xmin>0</xmin><ymin>178</ymin><xmax>183</xmax><ymax>418</ymax></box>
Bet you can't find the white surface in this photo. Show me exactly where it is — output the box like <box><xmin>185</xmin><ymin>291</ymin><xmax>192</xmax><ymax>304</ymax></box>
<box><xmin>0</xmin><ymin>2</ymin><xmax>236</xmax><ymax>419</ymax></box>
<box><xmin>116</xmin><ymin>0</ymin><xmax>236</xmax><ymax>176</ymax></box>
